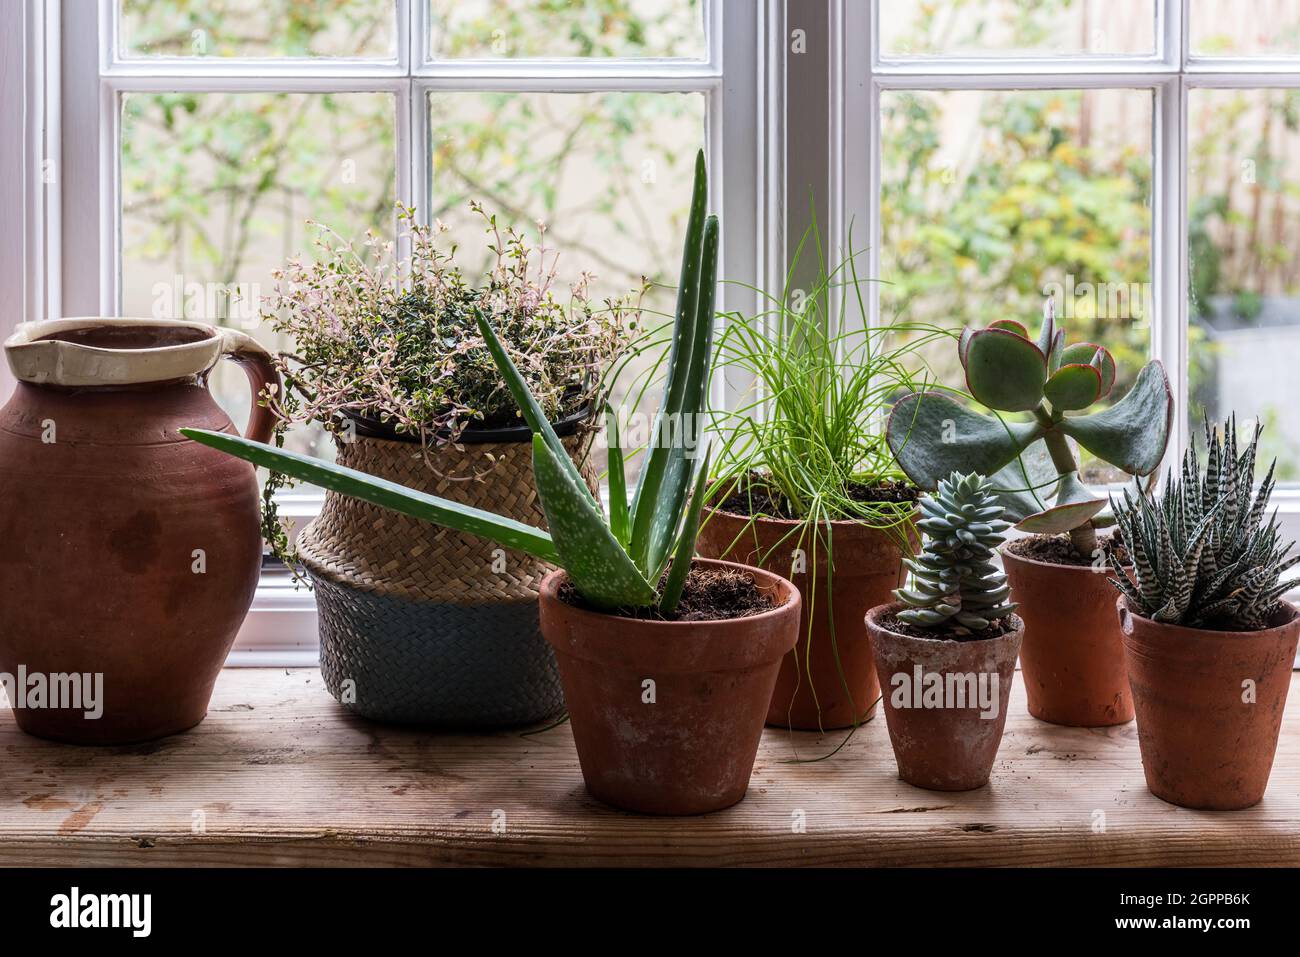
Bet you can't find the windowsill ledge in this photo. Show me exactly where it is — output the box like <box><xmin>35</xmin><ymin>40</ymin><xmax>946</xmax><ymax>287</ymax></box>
<box><xmin>2</xmin><ymin>668</ymin><xmax>1298</xmax><ymax>866</ymax></box>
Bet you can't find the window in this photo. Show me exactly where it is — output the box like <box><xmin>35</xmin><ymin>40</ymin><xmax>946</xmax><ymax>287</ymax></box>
<box><xmin>8</xmin><ymin>1</ymin><xmax>1296</xmax><ymax>661</ymax></box>
<box><xmin>17</xmin><ymin>0</ymin><xmax>759</xmax><ymax>661</ymax></box>
<box><xmin>839</xmin><ymin>0</ymin><xmax>1300</xmax><ymax>525</ymax></box>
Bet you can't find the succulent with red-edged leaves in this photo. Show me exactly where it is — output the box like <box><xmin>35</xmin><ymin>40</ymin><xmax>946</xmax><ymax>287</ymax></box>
<box><xmin>886</xmin><ymin>300</ymin><xmax>1173</xmax><ymax>558</ymax></box>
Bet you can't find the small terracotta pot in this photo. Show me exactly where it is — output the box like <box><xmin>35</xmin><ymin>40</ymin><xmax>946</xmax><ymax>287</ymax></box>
<box><xmin>1002</xmin><ymin>543</ymin><xmax>1134</xmax><ymax>727</ymax></box>
<box><xmin>1118</xmin><ymin>597</ymin><xmax>1300</xmax><ymax>810</ymax></box>
<box><xmin>538</xmin><ymin>558</ymin><xmax>800</xmax><ymax>815</ymax></box>
<box><xmin>696</xmin><ymin>506</ymin><xmax>916</xmax><ymax>730</ymax></box>
<box><xmin>866</xmin><ymin>602</ymin><xmax>1023</xmax><ymax>791</ymax></box>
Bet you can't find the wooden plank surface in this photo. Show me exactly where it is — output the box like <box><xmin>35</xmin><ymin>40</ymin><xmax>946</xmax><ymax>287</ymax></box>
<box><xmin>0</xmin><ymin>668</ymin><xmax>1297</xmax><ymax>867</ymax></box>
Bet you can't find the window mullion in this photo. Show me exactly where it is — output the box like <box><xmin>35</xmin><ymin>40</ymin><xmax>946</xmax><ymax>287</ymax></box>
<box><xmin>1153</xmin><ymin>74</ymin><xmax>1190</xmax><ymax>469</ymax></box>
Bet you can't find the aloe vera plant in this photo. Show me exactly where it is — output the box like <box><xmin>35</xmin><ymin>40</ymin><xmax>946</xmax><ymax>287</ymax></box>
<box><xmin>1109</xmin><ymin>416</ymin><xmax>1299</xmax><ymax>630</ymax></box>
<box><xmin>183</xmin><ymin>151</ymin><xmax>720</xmax><ymax>616</ymax></box>
<box><xmin>894</xmin><ymin>472</ymin><xmax>1017</xmax><ymax>635</ymax></box>
<box><xmin>886</xmin><ymin>300</ymin><xmax>1173</xmax><ymax>558</ymax></box>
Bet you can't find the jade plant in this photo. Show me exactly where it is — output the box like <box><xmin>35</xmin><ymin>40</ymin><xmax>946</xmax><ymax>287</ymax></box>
<box><xmin>183</xmin><ymin>151</ymin><xmax>719</xmax><ymax>616</ymax></box>
<box><xmin>894</xmin><ymin>472</ymin><xmax>1017</xmax><ymax>636</ymax></box>
<box><xmin>886</xmin><ymin>301</ymin><xmax>1172</xmax><ymax>558</ymax></box>
<box><xmin>1109</xmin><ymin>416</ymin><xmax>1299</xmax><ymax>630</ymax></box>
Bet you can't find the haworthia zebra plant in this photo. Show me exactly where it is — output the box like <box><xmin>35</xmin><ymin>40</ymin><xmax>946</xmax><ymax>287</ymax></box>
<box><xmin>1108</xmin><ymin>416</ymin><xmax>1299</xmax><ymax>630</ymax></box>
<box><xmin>183</xmin><ymin>151</ymin><xmax>719</xmax><ymax>616</ymax></box>
<box><xmin>894</xmin><ymin>472</ymin><xmax>1018</xmax><ymax>635</ymax></box>
<box><xmin>886</xmin><ymin>300</ymin><xmax>1173</xmax><ymax>560</ymax></box>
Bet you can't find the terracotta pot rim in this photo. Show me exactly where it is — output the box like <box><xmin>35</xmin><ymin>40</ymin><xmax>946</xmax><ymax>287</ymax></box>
<box><xmin>1116</xmin><ymin>594</ymin><xmax>1300</xmax><ymax>639</ymax></box>
<box><xmin>539</xmin><ymin>557</ymin><xmax>797</xmax><ymax>629</ymax></box>
<box><xmin>866</xmin><ymin>600</ymin><xmax>1024</xmax><ymax>650</ymax></box>
<box><xmin>701</xmin><ymin>502</ymin><xmax>919</xmax><ymax>534</ymax></box>
<box><xmin>1000</xmin><ymin>541</ymin><xmax>1129</xmax><ymax>574</ymax></box>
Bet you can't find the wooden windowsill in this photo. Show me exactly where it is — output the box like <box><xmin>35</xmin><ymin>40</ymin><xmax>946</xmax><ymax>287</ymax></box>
<box><xmin>1</xmin><ymin>668</ymin><xmax>1298</xmax><ymax>867</ymax></box>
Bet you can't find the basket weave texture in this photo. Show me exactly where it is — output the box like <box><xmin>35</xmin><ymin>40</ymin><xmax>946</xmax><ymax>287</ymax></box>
<box><xmin>298</xmin><ymin>429</ymin><xmax>597</xmax><ymax>603</ymax></box>
<box><xmin>298</xmin><ymin>428</ymin><xmax>597</xmax><ymax>727</ymax></box>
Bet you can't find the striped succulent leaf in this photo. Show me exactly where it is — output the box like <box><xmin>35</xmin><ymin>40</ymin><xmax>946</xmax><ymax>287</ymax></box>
<box><xmin>1108</xmin><ymin>415</ymin><xmax>1298</xmax><ymax>630</ymax></box>
<box><xmin>893</xmin><ymin>471</ymin><xmax>1018</xmax><ymax>635</ymax></box>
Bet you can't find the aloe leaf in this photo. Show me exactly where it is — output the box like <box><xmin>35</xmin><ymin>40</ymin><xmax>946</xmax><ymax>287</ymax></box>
<box><xmin>886</xmin><ymin>391</ymin><xmax>1046</xmax><ymax>489</ymax></box>
<box><xmin>658</xmin><ymin>444</ymin><xmax>713</xmax><ymax>616</ymax></box>
<box><xmin>180</xmin><ymin>427</ymin><xmax>558</xmax><ymax>562</ymax></box>
<box><xmin>629</xmin><ymin>149</ymin><xmax>708</xmax><ymax>568</ymax></box>
<box><xmin>531</xmin><ymin>435</ymin><xmax>657</xmax><ymax>611</ymax></box>
<box><xmin>1057</xmin><ymin>360</ymin><xmax>1172</xmax><ymax>476</ymax></box>
<box><xmin>605</xmin><ymin>403</ymin><xmax>630</xmax><ymax>546</ymax></box>
<box><xmin>475</xmin><ymin>310</ymin><xmax>594</xmax><ymax>505</ymax></box>
<box><xmin>645</xmin><ymin>214</ymin><xmax>718</xmax><ymax>578</ymax></box>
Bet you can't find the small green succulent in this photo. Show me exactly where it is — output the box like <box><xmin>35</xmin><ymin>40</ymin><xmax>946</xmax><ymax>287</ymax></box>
<box><xmin>887</xmin><ymin>302</ymin><xmax>1173</xmax><ymax>559</ymax></box>
<box><xmin>1109</xmin><ymin>416</ymin><xmax>1299</xmax><ymax>631</ymax></box>
<box><xmin>894</xmin><ymin>471</ymin><xmax>1018</xmax><ymax>635</ymax></box>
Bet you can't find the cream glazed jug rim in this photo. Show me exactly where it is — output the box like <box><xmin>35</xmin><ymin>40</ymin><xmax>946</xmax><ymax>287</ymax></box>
<box><xmin>4</xmin><ymin>317</ymin><xmax>226</xmax><ymax>387</ymax></box>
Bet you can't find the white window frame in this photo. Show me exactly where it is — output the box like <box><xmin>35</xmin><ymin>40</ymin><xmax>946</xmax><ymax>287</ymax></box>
<box><xmin>836</xmin><ymin>0</ymin><xmax>1300</xmax><ymax>549</ymax></box>
<box><xmin>6</xmin><ymin>0</ymin><xmax>767</xmax><ymax>664</ymax></box>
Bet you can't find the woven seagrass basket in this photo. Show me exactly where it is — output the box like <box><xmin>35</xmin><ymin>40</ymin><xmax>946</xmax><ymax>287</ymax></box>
<box><xmin>297</xmin><ymin>415</ymin><xmax>597</xmax><ymax>727</ymax></box>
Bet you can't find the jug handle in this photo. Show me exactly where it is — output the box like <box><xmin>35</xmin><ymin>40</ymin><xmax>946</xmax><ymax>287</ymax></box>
<box><xmin>218</xmin><ymin>329</ymin><xmax>282</xmax><ymax>445</ymax></box>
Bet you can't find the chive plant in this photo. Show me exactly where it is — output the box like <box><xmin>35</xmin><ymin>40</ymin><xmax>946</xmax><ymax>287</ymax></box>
<box><xmin>184</xmin><ymin>151</ymin><xmax>719</xmax><ymax>617</ymax></box>
<box><xmin>706</xmin><ymin>226</ymin><xmax>951</xmax><ymax>555</ymax></box>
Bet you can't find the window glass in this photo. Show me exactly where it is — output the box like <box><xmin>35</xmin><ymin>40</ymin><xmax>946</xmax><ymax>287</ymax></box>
<box><xmin>1188</xmin><ymin>88</ymin><xmax>1300</xmax><ymax>480</ymax></box>
<box><xmin>428</xmin><ymin>0</ymin><xmax>706</xmax><ymax>60</ymax></box>
<box><xmin>879</xmin><ymin>0</ymin><xmax>1156</xmax><ymax>58</ymax></box>
<box><xmin>1191</xmin><ymin>0</ymin><xmax>1300</xmax><ymax>57</ymax></box>
<box><xmin>118</xmin><ymin>0</ymin><xmax>396</xmax><ymax>59</ymax></box>
<box><xmin>879</xmin><ymin>88</ymin><xmax>1153</xmax><ymax>483</ymax></box>
<box><xmin>120</xmin><ymin>91</ymin><xmax>397</xmax><ymax>458</ymax></box>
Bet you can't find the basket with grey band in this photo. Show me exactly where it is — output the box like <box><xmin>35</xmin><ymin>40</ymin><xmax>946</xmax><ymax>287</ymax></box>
<box><xmin>296</xmin><ymin>414</ymin><xmax>597</xmax><ymax>727</ymax></box>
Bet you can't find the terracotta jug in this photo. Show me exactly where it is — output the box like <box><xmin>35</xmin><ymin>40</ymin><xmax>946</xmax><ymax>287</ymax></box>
<box><xmin>0</xmin><ymin>317</ymin><xmax>279</xmax><ymax>744</ymax></box>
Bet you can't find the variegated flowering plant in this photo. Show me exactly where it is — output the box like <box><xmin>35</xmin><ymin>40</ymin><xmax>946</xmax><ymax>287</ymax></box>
<box><xmin>184</xmin><ymin>151</ymin><xmax>720</xmax><ymax>617</ymax></box>
<box><xmin>886</xmin><ymin>301</ymin><xmax>1173</xmax><ymax>559</ymax></box>
<box><xmin>254</xmin><ymin>204</ymin><xmax>634</xmax><ymax>562</ymax></box>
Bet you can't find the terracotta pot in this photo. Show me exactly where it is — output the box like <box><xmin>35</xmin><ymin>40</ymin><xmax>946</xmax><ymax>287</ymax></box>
<box><xmin>866</xmin><ymin>602</ymin><xmax>1023</xmax><ymax>791</ymax></box>
<box><xmin>0</xmin><ymin>318</ymin><xmax>279</xmax><ymax>744</ymax></box>
<box><xmin>538</xmin><ymin>558</ymin><xmax>800</xmax><ymax>815</ymax></box>
<box><xmin>1118</xmin><ymin>597</ymin><xmax>1300</xmax><ymax>810</ymax></box>
<box><xmin>1001</xmin><ymin>543</ymin><xmax>1134</xmax><ymax>727</ymax></box>
<box><xmin>696</xmin><ymin>506</ymin><xmax>916</xmax><ymax>730</ymax></box>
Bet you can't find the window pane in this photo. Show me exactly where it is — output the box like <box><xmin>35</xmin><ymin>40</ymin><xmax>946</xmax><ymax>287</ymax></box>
<box><xmin>428</xmin><ymin>0</ymin><xmax>705</xmax><ymax>59</ymax></box>
<box><xmin>118</xmin><ymin>0</ymin><xmax>396</xmax><ymax>59</ymax></box>
<box><xmin>880</xmin><ymin>0</ymin><xmax>1156</xmax><ymax>57</ymax></box>
<box><xmin>120</xmin><ymin>92</ymin><xmax>396</xmax><ymax>458</ymax></box>
<box><xmin>1188</xmin><ymin>89</ymin><xmax>1300</xmax><ymax>481</ymax></box>
<box><xmin>880</xmin><ymin>88</ymin><xmax>1153</xmax><ymax>483</ymax></box>
<box><xmin>427</xmin><ymin>90</ymin><xmax>705</xmax><ymax>476</ymax></box>
<box><xmin>1191</xmin><ymin>0</ymin><xmax>1300</xmax><ymax>56</ymax></box>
